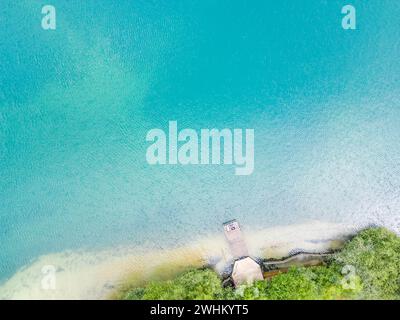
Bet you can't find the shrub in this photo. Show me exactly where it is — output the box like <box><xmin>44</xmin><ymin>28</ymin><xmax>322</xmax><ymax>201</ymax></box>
<box><xmin>334</xmin><ymin>227</ymin><xmax>400</xmax><ymax>299</ymax></box>
<box><xmin>235</xmin><ymin>266</ymin><xmax>360</xmax><ymax>300</ymax></box>
<box><xmin>124</xmin><ymin>268</ymin><xmax>225</xmax><ymax>300</ymax></box>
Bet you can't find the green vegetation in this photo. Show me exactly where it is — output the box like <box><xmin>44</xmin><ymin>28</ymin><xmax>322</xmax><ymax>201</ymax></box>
<box><xmin>335</xmin><ymin>227</ymin><xmax>400</xmax><ymax>299</ymax></box>
<box><xmin>120</xmin><ymin>227</ymin><xmax>400</xmax><ymax>300</ymax></box>
<box><xmin>239</xmin><ymin>266</ymin><xmax>362</xmax><ymax>300</ymax></box>
<box><xmin>124</xmin><ymin>268</ymin><xmax>227</xmax><ymax>300</ymax></box>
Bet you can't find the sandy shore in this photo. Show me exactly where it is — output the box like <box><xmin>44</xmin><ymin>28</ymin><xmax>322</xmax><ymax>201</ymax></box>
<box><xmin>0</xmin><ymin>221</ymin><xmax>358</xmax><ymax>300</ymax></box>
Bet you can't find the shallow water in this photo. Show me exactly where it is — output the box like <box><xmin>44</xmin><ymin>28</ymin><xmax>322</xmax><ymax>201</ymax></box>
<box><xmin>0</xmin><ymin>221</ymin><xmax>355</xmax><ymax>299</ymax></box>
<box><xmin>1</xmin><ymin>0</ymin><xmax>400</xmax><ymax>283</ymax></box>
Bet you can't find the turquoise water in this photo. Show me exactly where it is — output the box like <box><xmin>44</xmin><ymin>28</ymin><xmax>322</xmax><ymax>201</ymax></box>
<box><xmin>1</xmin><ymin>0</ymin><xmax>400</xmax><ymax>282</ymax></box>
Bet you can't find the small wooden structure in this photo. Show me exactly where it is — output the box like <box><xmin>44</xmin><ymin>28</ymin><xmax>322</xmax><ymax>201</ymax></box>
<box><xmin>231</xmin><ymin>257</ymin><xmax>264</xmax><ymax>287</ymax></box>
<box><xmin>223</xmin><ymin>219</ymin><xmax>264</xmax><ymax>287</ymax></box>
<box><xmin>223</xmin><ymin>219</ymin><xmax>249</xmax><ymax>258</ymax></box>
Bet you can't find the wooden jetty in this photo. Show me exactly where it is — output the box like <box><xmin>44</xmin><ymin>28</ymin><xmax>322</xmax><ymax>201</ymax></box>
<box><xmin>223</xmin><ymin>219</ymin><xmax>249</xmax><ymax>259</ymax></box>
<box><xmin>223</xmin><ymin>219</ymin><xmax>264</xmax><ymax>286</ymax></box>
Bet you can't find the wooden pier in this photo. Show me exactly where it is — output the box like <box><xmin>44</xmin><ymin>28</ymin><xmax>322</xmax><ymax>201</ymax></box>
<box><xmin>223</xmin><ymin>219</ymin><xmax>249</xmax><ymax>259</ymax></box>
<box><xmin>223</xmin><ymin>219</ymin><xmax>264</xmax><ymax>286</ymax></box>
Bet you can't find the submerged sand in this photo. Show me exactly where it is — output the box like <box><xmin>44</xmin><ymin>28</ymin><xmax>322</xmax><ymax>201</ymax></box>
<box><xmin>0</xmin><ymin>221</ymin><xmax>358</xmax><ymax>299</ymax></box>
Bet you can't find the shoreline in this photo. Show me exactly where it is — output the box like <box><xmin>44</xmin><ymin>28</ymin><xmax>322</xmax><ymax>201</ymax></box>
<box><xmin>0</xmin><ymin>221</ymin><xmax>359</xmax><ymax>300</ymax></box>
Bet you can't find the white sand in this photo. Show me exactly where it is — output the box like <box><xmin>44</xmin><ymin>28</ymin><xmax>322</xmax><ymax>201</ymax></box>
<box><xmin>0</xmin><ymin>221</ymin><xmax>358</xmax><ymax>300</ymax></box>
